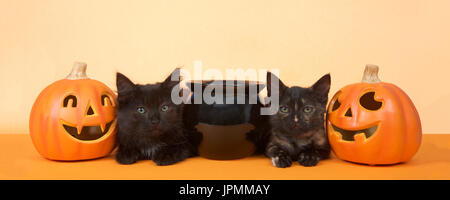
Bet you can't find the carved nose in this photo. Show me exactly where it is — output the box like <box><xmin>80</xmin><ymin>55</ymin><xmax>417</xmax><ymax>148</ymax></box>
<box><xmin>87</xmin><ymin>106</ymin><xmax>95</xmax><ymax>116</ymax></box>
<box><xmin>344</xmin><ymin>108</ymin><xmax>352</xmax><ymax>117</ymax></box>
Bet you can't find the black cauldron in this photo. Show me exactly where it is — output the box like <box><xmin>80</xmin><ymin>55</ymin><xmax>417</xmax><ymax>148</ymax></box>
<box><xmin>184</xmin><ymin>80</ymin><xmax>266</xmax><ymax>160</ymax></box>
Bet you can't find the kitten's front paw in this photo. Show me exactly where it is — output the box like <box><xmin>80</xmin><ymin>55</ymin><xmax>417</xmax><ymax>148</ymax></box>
<box><xmin>153</xmin><ymin>157</ymin><xmax>179</xmax><ymax>166</ymax></box>
<box><xmin>115</xmin><ymin>150</ymin><xmax>139</xmax><ymax>165</ymax></box>
<box><xmin>152</xmin><ymin>148</ymin><xmax>190</xmax><ymax>166</ymax></box>
<box><xmin>298</xmin><ymin>152</ymin><xmax>320</xmax><ymax>167</ymax></box>
<box><xmin>270</xmin><ymin>155</ymin><xmax>292</xmax><ymax>168</ymax></box>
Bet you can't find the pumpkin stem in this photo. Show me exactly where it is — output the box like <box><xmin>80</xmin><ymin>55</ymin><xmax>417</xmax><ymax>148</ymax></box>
<box><xmin>66</xmin><ymin>62</ymin><xmax>89</xmax><ymax>80</ymax></box>
<box><xmin>361</xmin><ymin>64</ymin><xmax>381</xmax><ymax>83</ymax></box>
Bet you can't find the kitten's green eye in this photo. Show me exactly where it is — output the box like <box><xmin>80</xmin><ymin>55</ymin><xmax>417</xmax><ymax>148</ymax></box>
<box><xmin>280</xmin><ymin>106</ymin><xmax>289</xmax><ymax>113</ymax></box>
<box><xmin>303</xmin><ymin>106</ymin><xmax>314</xmax><ymax>113</ymax></box>
<box><xmin>137</xmin><ymin>107</ymin><xmax>146</xmax><ymax>114</ymax></box>
<box><xmin>161</xmin><ymin>105</ymin><xmax>169</xmax><ymax>112</ymax></box>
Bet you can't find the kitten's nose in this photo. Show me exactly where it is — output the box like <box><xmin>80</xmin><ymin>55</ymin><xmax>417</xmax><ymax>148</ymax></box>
<box><xmin>150</xmin><ymin>116</ymin><xmax>160</xmax><ymax>124</ymax></box>
<box><xmin>149</xmin><ymin>112</ymin><xmax>160</xmax><ymax>124</ymax></box>
<box><xmin>151</xmin><ymin>118</ymin><xmax>160</xmax><ymax>124</ymax></box>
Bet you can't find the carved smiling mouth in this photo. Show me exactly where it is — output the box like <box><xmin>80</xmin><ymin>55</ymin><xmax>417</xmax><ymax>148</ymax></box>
<box><xmin>63</xmin><ymin>120</ymin><xmax>114</xmax><ymax>141</ymax></box>
<box><xmin>331</xmin><ymin>123</ymin><xmax>378</xmax><ymax>141</ymax></box>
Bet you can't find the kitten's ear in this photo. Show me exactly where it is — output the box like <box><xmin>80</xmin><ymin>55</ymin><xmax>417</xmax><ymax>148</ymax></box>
<box><xmin>266</xmin><ymin>71</ymin><xmax>288</xmax><ymax>97</ymax></box>
<box><xmin>162</xmin><ymin>68</ymin><xmax>182</xmax><ymax>89</ymax></box>
<box><xmin>116</xmin><ymin>72</ymin><xmax>135</xmax><ymax>96</ymax></box>
<box><xmin>312</xmin><ymin>73</ymin><xmax>331</xmax><ymax>103</ymax></box>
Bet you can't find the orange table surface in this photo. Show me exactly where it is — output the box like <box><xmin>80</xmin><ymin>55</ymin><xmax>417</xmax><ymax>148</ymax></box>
<box><xmin>0</xmin><ymin>134</ymin><xmax>449</xmax><ymax>180</ymax></box>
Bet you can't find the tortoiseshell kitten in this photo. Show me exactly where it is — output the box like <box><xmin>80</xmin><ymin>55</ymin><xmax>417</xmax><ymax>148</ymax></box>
<box><xmin>115</xmin><ymin>69</ymin><xmax>197</xmax><ymax>166</ymax></box>
<box><xmin>265</xmin><ymin>72</ymin><xmax>331</xmax><ymax>167</ymax></box>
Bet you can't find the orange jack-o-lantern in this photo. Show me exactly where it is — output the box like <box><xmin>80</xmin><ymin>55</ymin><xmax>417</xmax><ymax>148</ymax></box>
<box><xmin>326</xmin><ymin>64</ymin><xmax>422</xmax><ymax>165</ymax></box>
<box><xmin>29</xmin><ymin>62</ymin><xmax>117</xmax><ymax>161</ymax></box>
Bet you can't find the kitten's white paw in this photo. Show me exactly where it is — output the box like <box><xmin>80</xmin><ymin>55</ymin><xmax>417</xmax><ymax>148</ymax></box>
<box><xmin>270</xmin><ymin>156</ymin><xmax>292</xmax><ymax>168</ymax></box>
<box><xmin>271</xmin><ymin>157</ymin><xmax>279</xmax><ymax>167</ymax></box>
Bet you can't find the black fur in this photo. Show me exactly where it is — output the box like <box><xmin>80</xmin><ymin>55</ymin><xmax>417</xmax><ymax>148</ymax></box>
<box><xmin>114</xmin><ymin>69</ymin><xmax>198</xmax><ymax>166</ymax></box>
<box><xmin>264</xmin><ymin>72</ymin><xmax>331</xmax><ymax>167</ymax></box>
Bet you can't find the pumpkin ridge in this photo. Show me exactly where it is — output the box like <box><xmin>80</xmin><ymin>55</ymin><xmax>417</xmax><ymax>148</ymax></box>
<box><xmin>387</xmin><ymin>83</ymin><xmax>422</xmax><ymax>162</ymax></box>
<box><xmin>53</xmin><ymin>82</ymin><xmax>70</xmax><ymax>160</ymax></box>
<box><xmin>378</xmin><ymin>83</ymin><xmax>407</xmax><ymax>164</ymax></box>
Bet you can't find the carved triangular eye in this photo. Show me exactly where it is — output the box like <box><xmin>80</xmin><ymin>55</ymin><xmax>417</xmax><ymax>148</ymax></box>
<box><xmin>63</xmin><ymin>95</ymin><xmax>77</xmax><ymax>107</ymax></box>
<box><xmin>360</xmin><ymin>92</ymin><xmax>382</xmax><ymax>111</ymax></box>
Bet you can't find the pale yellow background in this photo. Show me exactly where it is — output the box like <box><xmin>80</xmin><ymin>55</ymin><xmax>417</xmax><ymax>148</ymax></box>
<box><xmin>1</xmin><ymin>0</ymin><xmax>449</xmax><ymax>134</ymax></box>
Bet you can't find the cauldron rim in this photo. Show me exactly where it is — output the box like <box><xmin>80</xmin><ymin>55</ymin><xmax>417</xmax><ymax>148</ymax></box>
<box><xmin>186</xmin><ymin>80</ymin><xmax>266</xmax><ymax>93</ymax></box>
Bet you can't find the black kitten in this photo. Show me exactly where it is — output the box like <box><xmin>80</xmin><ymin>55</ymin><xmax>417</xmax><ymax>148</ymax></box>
<box><xmin>265</xmin><ymin>72</ymin><xmax>331</xmax><ymax>167</ymax></box>
<box><xmin>115</xmin><ymin>69</ymin><xmax>196</xmax><ymax>166</ymax></box>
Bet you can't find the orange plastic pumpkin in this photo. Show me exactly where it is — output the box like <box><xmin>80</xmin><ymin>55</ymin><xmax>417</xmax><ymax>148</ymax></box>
<box><xmin>29</xmin><ymin>62</ymin><xmax>117</xmax><ymax>161</ymax></box>
<box><xmin>326</xmin><ymin>64</ymin><xmax>422</xmax><ymax>165</ymax></box>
